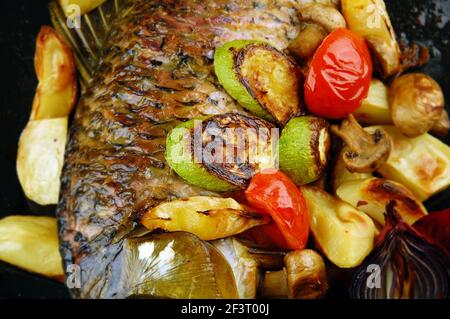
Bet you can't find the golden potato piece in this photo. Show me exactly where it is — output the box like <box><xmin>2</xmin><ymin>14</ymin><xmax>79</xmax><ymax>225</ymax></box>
<box><xmin>17</xmin><ymin>118</ymin><xmax>68</xmax><ymax>206</ymax></box>
<box><xmin>336</xmin><ymin>178</ymin><xmax>427</xmax><ymax>226</ymax></box>
<box><xmin>0</xmin><ymin>216</ymin><xmax>63</xmax><ymax>278</ymax></box>
<box><xmin>368</xmin><ymin>126</ymin><xmax>450</xmax><ymax>201</ymax></box>
<box><xmin>140</xmin><ymin>197</ymin><xmax>268</xmax><ymax>241</ymax></box>
<box><xmin>302</xmin><ymin>187</ymin><xmax>376</xmax><ymax>268</ymax></box>
<box><xmin>354</xmin><ymin>79</ymin><xmax>393</xmax><ymax>125</ymax></box>
<box><xmin>331</xmin><ymin>148</ymin><xmax>373</xmax><ymax>194</ymax></box>
<box><xmin>31</xmin><ymin>26</ymin><xmax>77</xmax><ymax>120</ymax></box>
<box><xmin>59</xmin><ymin>0</ymin><xmax>107</xmax><ymax>16</ymax></box>
<box><xmin>342</xmin><ymin>0</ymin><xmax>400</xmax><ymax>77</ymax></box>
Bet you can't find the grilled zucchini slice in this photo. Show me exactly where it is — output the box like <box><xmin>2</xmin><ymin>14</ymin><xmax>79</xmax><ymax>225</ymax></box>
<box><xmin>214</xmin><ymin>40</ymin><xmax>301</xmax><ymax>125</ymax></box>
<box><xmin>166</xmin><ymin>113</ymin><xmax>278</xmax><ymax>192</ymax></box>
<box><xmin>279</xmin><ymin>116</ymin><xmax>330</xmax><ymax>186</ymax></box>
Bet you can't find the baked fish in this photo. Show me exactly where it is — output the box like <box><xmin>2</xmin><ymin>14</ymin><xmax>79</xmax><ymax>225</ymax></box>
<box><xmin>55</xmin><ymin>0</ymin><xmax>303</xmax><ymax>298</ymax></box>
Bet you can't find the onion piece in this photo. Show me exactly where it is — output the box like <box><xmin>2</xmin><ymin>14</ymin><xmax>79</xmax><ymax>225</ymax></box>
<box><xmin>351</xmin><ymin>202</ymin><xmax>449</xmax><ymax>299</ymax></box>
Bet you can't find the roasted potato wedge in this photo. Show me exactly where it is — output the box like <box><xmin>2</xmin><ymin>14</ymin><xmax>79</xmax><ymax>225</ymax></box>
<box><xmin>342</xmin><ymin>0</ymin><xmax>400</xmax><ymax>77</ymax></box>
<box><xmin>30</xmin><ymin>26</ymin><xmax>77</xmax><ymax>120</ymax></box>
<box><xmin>302</xmin><ymin>187</ymin><xmax>376</xmax><ymax>268</ymax></box>
<box><xmin>336</xmin><ymin>178</ymin><xmax>427</xmax><ymax>226</ymax></box>
<box><xmin>59</xmin><ymin>0</ymin><xmax>106</xmax><ymax>16</ymax></box>
<box><xmin>140</xmin><ymin>197</ymin><xmax>268</xmax><ymax>241</ymax></box>
<box><xmin>353</xmin><ymin>79</ymin><xmax>392</xmax><ymax>125</ymax></box>
<box><xmin>17</xmin><ymin>118</ymin><xmax>68</xmax><ymax>205</ymax></box>
<box><xmin>332</xmin><ymin>148</ymin><xmax>373</xmax><ymax>194</ymax></box>
<box><xmin>368</xmin><ymin>126</ymin><xmax>450</xmax><ymax>201</ymax></box>
<box><xmin>0</xmin><ymin>216</ymin><xmax>63</xmax><ymax>278</ymax></box>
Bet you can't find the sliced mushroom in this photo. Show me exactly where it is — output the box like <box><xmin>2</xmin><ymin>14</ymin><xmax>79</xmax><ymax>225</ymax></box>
<box><xmin>331</xmin><ymin>115</ymin><xmax>391</xmax><ymax>173</ymax></box>
<box><xmin>389</xmin><ymin>73</ymin><xmax>445</xmax><ymax>137</ymax></box>
<box><xmin>288</xmin><ymin>3</ymin><xmax>346</xmax><ymax>59</ymax></box>
<box><xmin>261</xmin><ymin>250</ymin><xmax>329</xmax><ymax>299</ymax></box>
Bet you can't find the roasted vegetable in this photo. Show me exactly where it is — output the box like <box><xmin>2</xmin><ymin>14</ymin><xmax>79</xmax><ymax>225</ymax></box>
<box><xmin>165</xmin><ymin>113</ymin><xmax>277</xmax><ymax>192</ymax></box>
<box><xmin>331</xmin><ymin>148</ymin><xmax>373</xmax><ymax>194</ymax></box>
<box><xmin>353</xmin><ymin>79</ymin><xmax>392</xmax><ymax>125</ymax></box>
<box><xmin>369</xmin><ymin>126</ymin><xmax>450</xmax><ymax>201</ymax></box>
<box><xmin>305</xmin><ymin>29</ymin><xmax>373</xmax><ymax>119</ymax></box>
<box><xmin>262</xmin><ymin>250</ymin><xmax>328</xmax><ymax>299</ymax></box>
<box><xmin>431</xmin><ymin>110</ymin><xmax>450</xmax><ymax>139</ymax></box>
<box><xmin>288</xmin><ymin>3</ymin><xmax>346</xmax><ymax>59</ymax></box>
<box><xmin>122</xmin><ymin>233</ymin><xmax>238</xmax><ymax>298</ymax></box>
<box><xmin>245</xmin><ymin>171</ymin><xmax>310</xmax><ymax>250</ymax></box>
<box><xmin>279</xmin><ymin>116</ymin><xmax>330</xmax><ymax>185</ymax></box>
<box><xmin>214</xmin><ymin>41</ymin><xmax>301</xmax><ymax>125</ymax></box>
<box><xmin>0</xmin><ymin>216</ymin><xmax>63</xmax><ymax>278</ymax></box>
<box><xmin>288</xmin><ymin>22</ymin><xmax>328</xmax><ymax>59</ymax></box>
<box><xmin>332</xmin><ymin>115</ymin><xmax>391</xmax><ymax>173</ymax></box>
<box><xmin>351</xmin><ymin>202</ymin><xmax>449</xmax><ymax>299</ymax></box>
<box><xmin>241</xmin><ymin>242</ymin><xmax>286</xmax><ymax>270</ymax></box>
<box><xmin>140</xmin><ymin>197</ymin><xmax>268</xmax><ymax>241</ymax></box>
<box><xmin>30</xmin><ymin>26</ymin><xmax>77</xmax><ymax>120</ymax></box>
<box><xmin>59</xmin><ymin>0</ymin><xmax>106</xmax><ymax>16</ymax></box>
<box><xmin>302</xmin><ymin>186</ymin><xmax>376</xmax><ymax>268</ymax></box>
<box><xmin>17</xmin><ymin>118</ymin><xmax>68</xmax><ymax>205</ymax></box>
<box><xmin>336</xmin><ymin>178</ymin><xmax>427</xmax><ymax>226</ymax></box>
<box><xmin>212</xmin><ymin>238</ymin><xmax>260</xmax><ymax>299</ymax></box>
<box><xmin>342</xmin><ymin>0</ymin><xmax>400</xmax><ymax>77</ymax></box>
<box><xmin>413</xmin><ymin>209</ymin><xmax>450</xmax><ymax>258</ymax></box>
<box><xmin>389</xmin><ymin>73</ymin><xmax>445</xmax><ymax>137</ymax></box>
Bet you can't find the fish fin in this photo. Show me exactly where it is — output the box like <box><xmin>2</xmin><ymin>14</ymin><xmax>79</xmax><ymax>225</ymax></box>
<box><xmin>49</xmin><ymin>0</ymin><xmax>126</xmax><ymax>83</ymax></box>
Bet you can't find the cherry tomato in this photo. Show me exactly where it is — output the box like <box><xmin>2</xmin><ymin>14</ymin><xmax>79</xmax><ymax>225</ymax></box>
<box><xmin>245</xmin><ymin>170</ymin><xmax>309</xmax><ymax>250</ymax></box>
<box><xmin>305</xmin><ymin>28</ymin><xmax>373</xmax><ymax>119</ymax></box>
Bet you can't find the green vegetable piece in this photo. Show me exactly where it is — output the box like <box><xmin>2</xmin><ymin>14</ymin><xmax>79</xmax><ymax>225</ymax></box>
<box><xmin>279</xmin><ymin>116</ymin><xmax>330</xmax><ymax>185</ymax></box>
<box><xmin>166</xmin><ymin>113</ymin><xmax>278</xmax><ymax>192</ymax></box>
<box><xmin>214</xmin><ymin>40</ymin><xmax>301</xmax><ymax>125</ymax></box>
<box><xmin>166</xmin><ymin>119</ymin><xmax>237</xmax><ymax>192</ymax></box>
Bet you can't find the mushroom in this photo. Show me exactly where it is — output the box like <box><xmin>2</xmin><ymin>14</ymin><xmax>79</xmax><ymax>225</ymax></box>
<box><xmin>331</xmin><ymin>115</ymin><xmax>391</xmax><ymax>173</ymax></box>
<box><xmin>288</xmin><ymin>3</ymin><xmax>346</xmax><ymax>59</ymax></box>
<box><xmin>389</xmin><ymin>73</ymin><xmax>445</xmax><ymax>137</ymax></box>
<box><xmin>261</xmin><ymin>250</ymin><xmax>329</xmax><ymax>299</ymax></box>
<box><xmin>430</xmin><ymin>110</ymin><xmax>450</xmax><ymax>139</ymax></box>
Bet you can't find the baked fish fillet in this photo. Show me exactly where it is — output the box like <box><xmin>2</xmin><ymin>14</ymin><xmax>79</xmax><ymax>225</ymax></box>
<box><xmin>57</xmin><ymin>0</ymin><xmax>302</xmax><ymax>298</ymax></box>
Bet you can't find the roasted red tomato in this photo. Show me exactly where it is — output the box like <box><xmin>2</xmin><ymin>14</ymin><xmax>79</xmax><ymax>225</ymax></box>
<box><xmin>245</xmin><ymin>170</ymin><xmax>309</xmax><ymax>250</ymax></box>
<box><xmin>305</xmin><ymin>28</ymin><xmax>373</xmax><ymax>119</ymax></box>
<box><xmin>413</xmin><ymin>208</ymin><xmax>450</xmax><ymax>258</ymax></box>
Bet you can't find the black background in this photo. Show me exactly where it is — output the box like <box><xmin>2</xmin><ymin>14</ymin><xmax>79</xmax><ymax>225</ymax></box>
<box><xmin>0</xmin><ymin>0</ymin><xmax>449</xmax><ymax>299</ymax></box>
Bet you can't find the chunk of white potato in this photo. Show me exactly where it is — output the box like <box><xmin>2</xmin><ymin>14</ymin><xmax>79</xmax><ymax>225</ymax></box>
<box><xmin>354</xmin><ymin>79</ymin><xmax>392</xmax><ymax>125</ymax></box>
<box><xmin>17</xmin><ymin>118</ymin><xmax>68</xmax><ymax>206</ymax></box>
<box><xmin>31</xmin><ymin>26</ymin><xmax>77</xmax><ymax>120</ymax></box>
<box><xmin>0</xmin><ymin>216</ymin><xmax>63</xmax><ymax>278</ymax></box>
<box><xmin>332</xmin><ymin>148</ymin><xmax>373</xmax><ymax>194</ymax></box>
<box><xmin>368</xmin><ymin>126</ymin><xmax>450</xmax><ymax>201</ymax></box>
<box><xmin>336</xmin><ymin>178</ymin><xmax>427</xmax><ymax>226</ymax></box>
<box><xmin>302</xmin><ymin>187</ymin><xmax>376</xmax><ymax>268</ymax></box>
<box><xmin>59</xmin><ymin>0</ymin><xmax>106</xmax><ymax>16</ymax></box>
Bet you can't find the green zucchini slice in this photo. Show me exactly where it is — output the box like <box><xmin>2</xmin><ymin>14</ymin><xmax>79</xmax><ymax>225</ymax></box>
<box><xmin>214</xmin><ymin>40</ymin><xmax>301</xmax><ymax>125</ymax></box>
<box><xmin>166</xmin><ymin>113</ymin><xmax>278</xmax><ymax>192</ymax></box>
<box><xmin>279</xmin><ymin>116</ymin><xmax>330</xmax><ymax>186</ymax></box>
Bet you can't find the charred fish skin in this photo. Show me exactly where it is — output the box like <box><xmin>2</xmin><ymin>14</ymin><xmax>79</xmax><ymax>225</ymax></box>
<box><xmin>57</xmin><ymin>0</ymin><xmax>301</xmax><ymax>299</ymax></box>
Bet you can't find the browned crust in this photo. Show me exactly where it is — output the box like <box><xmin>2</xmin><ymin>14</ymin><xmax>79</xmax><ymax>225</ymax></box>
<box><xmin>192</xmin><ymin>112</ymin><xmax>276</xmax><ymax>188</ymax></box>
<box><xmin>234</xmin><ymin>43</ymin><xmax>301</xmax><ymax>125</ymax></box>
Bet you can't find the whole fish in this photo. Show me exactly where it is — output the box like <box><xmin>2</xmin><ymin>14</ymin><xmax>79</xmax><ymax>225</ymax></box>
<box><xmin>57</xmin><ymin>0</ymin><xmax>302</xmax><ymax>298</ymax></box>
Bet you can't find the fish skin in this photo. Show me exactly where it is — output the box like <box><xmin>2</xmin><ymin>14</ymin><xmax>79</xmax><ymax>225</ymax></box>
<box><xmin>57</xmin><ymin>0</ymin><xmax>301</xmax><ymax>298</ymax></box>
